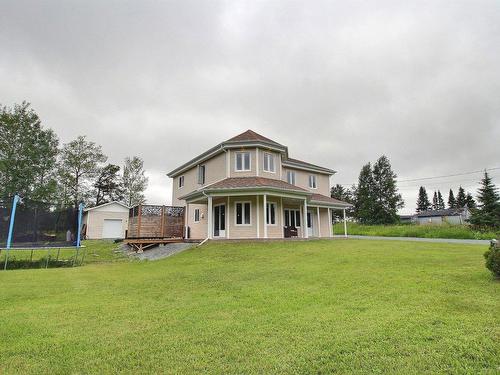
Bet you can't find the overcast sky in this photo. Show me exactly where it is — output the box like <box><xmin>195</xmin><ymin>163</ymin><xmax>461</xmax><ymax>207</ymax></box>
<box><xmin>1</xmin><ymin>0</ymin><xmax>499</xmax><ymax>213</ymax></box>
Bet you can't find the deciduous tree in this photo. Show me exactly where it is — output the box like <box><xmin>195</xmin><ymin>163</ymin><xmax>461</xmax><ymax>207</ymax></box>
<box><xmin>93</xmin><ymin>164</ymin><xmax>124</xmax><ymax>206</ymax></box>
<box><xmin>122</xmin><ymin>156</ymin><xmax>148</xmax><ymax>207</ymax></box>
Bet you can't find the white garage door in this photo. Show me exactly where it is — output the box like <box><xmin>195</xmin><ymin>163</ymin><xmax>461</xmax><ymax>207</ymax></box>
<box><xmin>102</xmin><ymin>219</ymin><xmax>123</xmax><ymax>238</ymax></box>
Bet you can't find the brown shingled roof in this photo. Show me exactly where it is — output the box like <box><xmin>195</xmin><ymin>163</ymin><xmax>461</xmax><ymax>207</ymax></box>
<box><xmin>225</xmin><ymin>130</ymin><xmax>284</xmax><ymax>146</ymax></box>
<box><xmin>206</xmin><ymin>177</ymin><xmax>307</xmax><ymax>192</ymax></box>
<box><xmin>310</xmin><ymin>193</ymin><xmax>352</xmax><ymax>207</ymax></box>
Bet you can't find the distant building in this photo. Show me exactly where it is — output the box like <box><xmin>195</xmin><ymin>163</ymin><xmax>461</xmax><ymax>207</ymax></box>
<box><xmin>414</xmin><ymin>208</ymin><xmax>470</xmax><ymax>225</ymax></box>
<box><xmin>399</xmin><ymin>215</ymin><xmax>415</xmax><ymax>224</ymax></box>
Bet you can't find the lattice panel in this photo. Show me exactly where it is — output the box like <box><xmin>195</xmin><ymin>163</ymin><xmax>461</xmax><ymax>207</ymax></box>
<box><xmin>141</xmin><ymin>205</ymin><xmax>163</xmax><ymax>217</ymax></box>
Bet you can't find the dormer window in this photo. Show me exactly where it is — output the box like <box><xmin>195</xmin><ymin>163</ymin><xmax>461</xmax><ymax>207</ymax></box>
<box><xmin>309</xmin><ymin>175</ymin><xmax>317</xmax><ymax>189</ymax></box>
<box><xmin>263</xmin><ymin>152</ymin><xmax>275</xmax><ymax>173</ymax></box>
<box><xmin>235</xmin><ymin>152</ymin><xmax>251</xmax><ymax>171</ymax></box>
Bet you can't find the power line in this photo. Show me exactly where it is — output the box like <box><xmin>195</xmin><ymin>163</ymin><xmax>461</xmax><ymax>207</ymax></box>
<box><xmin>335</xmin><ymin>166</ymin><xmax>500</xmax><ymax>187</ymax></box>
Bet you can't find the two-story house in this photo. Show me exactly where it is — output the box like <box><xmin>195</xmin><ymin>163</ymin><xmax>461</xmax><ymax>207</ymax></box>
<box><xmin>167</xmin><ymin>130</ymin><xmax>351</xmax><ymax>240</ymax></box>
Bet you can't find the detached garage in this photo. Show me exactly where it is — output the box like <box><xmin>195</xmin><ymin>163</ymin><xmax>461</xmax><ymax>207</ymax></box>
<box><xmin>82</xmin><ymin>202</ymin><xmax>130</xmax><ymax>239</ymax></box>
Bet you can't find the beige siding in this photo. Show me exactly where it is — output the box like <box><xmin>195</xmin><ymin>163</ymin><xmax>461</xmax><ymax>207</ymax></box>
<box><xmin>186</xmin><ymin>203</ymin><xmax>209</xmax><ymax>239</ymax></box>
<box><xmin>228</xmin><ymin>149</ymin><xmax>257</xmax><ymax>178</ymax></box>
<box><xmin>172</xmin><ymin>152</ymin><xmax>227</xmax><ymax>206</ymax></box>
<box><xmin>85</xmin><ymin>211</ymin><xmax>129</xmax><ymax>239</ymax></box>
<box><xmin>282</xmin><ymin>168</ymin><xmax>331</xmax><ymax>196</ymax></box>
<box><xmin>257</xmin><ymin>149</ymin><xmax>282</xmax><ymax>180</ymax></box>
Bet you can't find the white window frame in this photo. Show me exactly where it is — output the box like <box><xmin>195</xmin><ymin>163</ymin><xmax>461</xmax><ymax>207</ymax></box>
<box><xmin>284</xmin><ymin>209</ymin><xmax>301</xmax><ymax>227</ymax></box>
<box><xmin>178</xmin><ymin>175</ymin><xmax>184</xmax><ymax>189</ymax></box>
<box><xmin>266</xmin><ymin>202</ymin><xmax>277</xmax><ymax>225</ymax></box>
<box><xmin>235</xmin><ymin>201</ymin><xmax>251</xmax><ymax>226</ymax></box>
<box><xmin>194</xmin><ymin>208</ymin><xmax>200</xmax><ymax>223</ymax></box>
<box><xmin>263</xmin><ymin>152</ymin><xmax>276</xmax><ymax>173</ymax></box>
<box><xmin>286</xmin><ymin>170</ymin><xmax>296</xmax><ymax>185</ymax></box>
<box><xmin>198</xmin><ymin>165</ymin><xmax>206</xmax><ymax>185</ymax></box>
<box><xmin>235</xmin><ymin>152</ymin><xmax>251</xmax><ymax>172</ymax></box>
<box><xmin>309</xmin><ymin>175</ymin><xmax>317</xmax><ymax>189</ymax></box>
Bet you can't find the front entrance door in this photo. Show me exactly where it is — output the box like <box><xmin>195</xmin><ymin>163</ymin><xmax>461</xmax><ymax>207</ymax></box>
<box><xmin>307</xmin><ymin>210</ymin><xmax>313</xmax><ymax>237</ymax></box>
<box><xmin>213</xmin><ymin>204</ymin><xmax>226</xmax><ymax>238</ymax></box>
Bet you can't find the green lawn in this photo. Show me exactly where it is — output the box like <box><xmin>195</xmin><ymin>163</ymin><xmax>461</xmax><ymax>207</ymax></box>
<box><xmin>334</xmin><ymin>222</ymin><xmax>499</xmax><ymax>240</ymax></box>
<box><xmin>0</xmin><ymin>240</ymin><xmax>499</xmax><ymax>374</ymax></box>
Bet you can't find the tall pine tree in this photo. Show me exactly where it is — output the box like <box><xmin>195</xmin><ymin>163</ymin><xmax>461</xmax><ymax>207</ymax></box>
<box><xmin>448</xmin><ymin>189</ymin><xmax>456</xmax><ymax>209</ymax></box>
<box><xmin>353</xmin><ymin>163</ymin><xmax>375</xmax><ymax>224</ymax></box>
<box><xmin>437</xmin><ymin>190</ymin><xmax>445</xmax><ymax>209</ymax></box>
<box><xmin>371</xmin><ymin>156</ymin><xmax>404</xmax><ymax>224</ymax></box>
<box><xmin>469</xmin><ymin>172</ymin><xmax>500</xmax><ymax>228</ymax></box>
<box><xmin>416</xmin><ymin>186</ymin><xmax>431</xmax><ymax>213</ymax></box>
<box><xmin>465</xmin><ymin>193</ymin><xmax>476</xmax><ymax>209</ymax></box>
<box><xmin>456</xmin><ymin>186</ymin><xmax>467</xmax><ymax>208</ymax></box>
<box><xmin>432</xmin><ymin>191</ymin><xmax>438</xmax><ymax>210</ymax></box>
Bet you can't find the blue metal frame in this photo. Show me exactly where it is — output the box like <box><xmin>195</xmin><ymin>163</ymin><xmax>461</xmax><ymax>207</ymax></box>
<box><xmin>4</xmin><ymin>195</ymin><xmax>20</xmax><ymax>270</ymax></box>
<box><xmin>76</xmin><ymin>202</ymin><xmax>84</xmax><ymax>247</ymax></box>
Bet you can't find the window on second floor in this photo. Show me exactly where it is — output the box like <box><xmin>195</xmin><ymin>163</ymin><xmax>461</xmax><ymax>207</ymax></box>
<box><xmin>263</xmin><ymin>153</ymin><xmax>275</xmax><ymax>173</ymax></box>
<box><xmin>309</xmin><ymin>175</ymin><xmax>317</xmax><ymax>189</ymax></box>
<box><xmin>286</xmin><ymin>170</ymin><xmax>296</xmax><ymax>185</ymax></box>
<box><xmin>235</xmin><ymin>152</ymin><xmax>251</xmax><ymax>172</ymax></box>
<box><xmin>198</xmin><ymin>165</ymin><xmax>205</xmax><ymax>184</ymax></box>
<box><xmin>178</xmin><ymin>175</ymin><xmax>184</xmax><ymax>188</ymax></box>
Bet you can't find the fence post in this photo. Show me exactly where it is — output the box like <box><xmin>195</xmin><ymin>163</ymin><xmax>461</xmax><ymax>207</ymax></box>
<box><xmin>4</xmin><ymin>195</ymin><xmax>20</xmax><ymax>270</ymax></box>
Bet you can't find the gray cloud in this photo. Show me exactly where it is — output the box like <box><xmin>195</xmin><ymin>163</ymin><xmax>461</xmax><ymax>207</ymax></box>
<box><xmin>1</xmin><ymin>0</ymin><xmax>499</xmax><ymax>212</ymax></box>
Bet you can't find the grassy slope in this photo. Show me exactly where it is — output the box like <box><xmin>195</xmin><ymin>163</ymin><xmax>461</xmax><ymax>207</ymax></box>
<box><xmin>0</xmin><ymin>240</ymin><xmax>499</xmax><ymax>374</ymax></box>
<box><xmin>334</xmin><ymin>222</ymin><xmax>499</xmax><ymax>240</ymax></box>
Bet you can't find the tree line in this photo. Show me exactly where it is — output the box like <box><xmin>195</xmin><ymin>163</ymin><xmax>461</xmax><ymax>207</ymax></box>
<box><xmin>0</xmin><ymin>102</ymin><xmax>148</xmax><ymax>208</ymax></box>
<box><xmin>331</xmin><ymin>156</ymin><xmax>500</xmax><ymax>229</ymax></box>
<box><xmin>416</xmin><ymin>186</ymin><xmax>475</xmax><ymax>212</ymax></box>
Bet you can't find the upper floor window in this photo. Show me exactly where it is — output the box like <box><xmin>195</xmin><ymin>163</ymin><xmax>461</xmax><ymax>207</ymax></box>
<box><xmin>235</xmin><ymin>201</ymin><xmax>251</xmax><ymax>225</ymax></box>
<box><xmin>263</xmin><ymin>153</ymin><xmax>275</xmax><ymax>173</ymax></box>
<box><xmin>178</xmin><ymin>175</ymin><xmax>184</xmax><ymax>188</ymax></box>
<box><xmin>198</xmin><ymin>165</ymin><xmax>206</xmax><ymax>184</ymax></box>
<box><xmin>286</xmin><ymin>170</ymin><xmax>296</xmax><ymax>185</ymax></box>
<box><xmin>235</xmin><ymin>152</ymin><xmax>251</xmax><ymax>172</ymax></box>
<box><xmin>309</xmin><ymin>175</ymin><xmax>317</xmax><ymax>189</ymax></box>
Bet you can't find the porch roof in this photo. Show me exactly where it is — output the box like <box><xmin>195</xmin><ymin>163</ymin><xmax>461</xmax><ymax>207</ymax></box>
<box><xmin>179</xmin><ymin>177</ymin><xmax>353</xmax><ymax>208</ymax></box>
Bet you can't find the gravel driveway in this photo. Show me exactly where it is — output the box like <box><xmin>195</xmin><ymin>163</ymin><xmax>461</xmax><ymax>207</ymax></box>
<box><xmin>123</xmin><ymin>242</ymin><xmax>199</xmax><ymax>261</ymax></box>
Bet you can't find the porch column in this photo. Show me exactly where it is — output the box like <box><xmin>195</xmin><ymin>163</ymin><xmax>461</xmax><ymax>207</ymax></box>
<box><xmin>303</xmin><ymin>199</ymin><xmax>308</xmax><ymax>238</ymax></box>
<box><xmin>343</xmin><ymin>208</ymin><xmax>347</xmax><ymax>238</ymax></box>
<box><xmin>328</xmin><ymin>208</ymin><xmax>333</xmax><ymax>237</ymax></box>
<box><xmin>263</xmin><ymin>194</ymin><xmax>268</xmax><ymax>238</ymax></box>
<box><xmin>256</xmin><ymin>195</ymin><xmax>260</xmax><ymax>238</ymax></box>
<box><xmin>280</xmin><ymin>197</ymin><xmax>284</xmax><ymax>238</ymax></box>
<box><xmin>185</xmin><ymin>203</ymin><xmax>189</xmax><ymax>238</ymax></box>
<box><xmin>317</xmin><ymin>206</ymin><xmax>321</xmax><ymax>237</ymax></box>
<box><xmin>207</xmin><ymin>195</ymin><xmax>213</xmax><ymax>239</ymax></box>
<box><xmin>226</xmin><ymin>196</ymin><xmax>230</xmax><ymax>239</ymax></box>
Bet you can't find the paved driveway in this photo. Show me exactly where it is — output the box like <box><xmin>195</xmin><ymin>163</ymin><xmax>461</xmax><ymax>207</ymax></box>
<box><xmin>334</xmin><ymin>235</ymin><xmax>491</xmax><ymax>245</ymax></box>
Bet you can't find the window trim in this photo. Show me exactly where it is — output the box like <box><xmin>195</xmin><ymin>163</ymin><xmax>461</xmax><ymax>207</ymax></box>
<box><xmin>266</xmin><ymin>201</ymin><xmax>277</xmax><ymax>226</ymax></box>
<box><xmin>234</xmin><ymin>201</ymin><xmax>252</xmax><ymax>226</ymax></box>
<box><xmin>309</xmin><ymin>174</ymin><xmax>318</xmax><ymax>189</ymax></box>
<box><xmin>178</xmin><ymin>175</ymin><xmax>184</xmax><ymax>189</ymax></box>
<box><xmin>235</xmin><ymin>152</ymin><xmax>251</xmax><ymax>172</ymax></box>
<box><xmin>194</xmin><ymin>208</ymin><xmax>200</xmax><ymax>223</ymax></box>
<box><xmin>198</xmin><ymin>165</ymin><xmax>206</xmax><ymax>185</ymax></box>
<box><xmin>263</xmin><ymin>152</ymin><xmax>276</xmax><ymax>173</ymax></box>
<box><xmin>284</xmin><ymin>209</ymin><xmax>301</xmax><ymax>227</ymax></box>
<box><xmin>286</xmin><ymin>170</ymin><xmax>296</xmax><ymax>185</ymax></box>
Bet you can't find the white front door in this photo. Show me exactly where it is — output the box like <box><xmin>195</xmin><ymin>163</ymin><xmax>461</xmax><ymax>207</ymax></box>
<box><xmin>213</xmin><ymin>204</ymin><xmax>226</xmax><ymax>238</ymax></box>
<box><xmin>307</xmin><ymin>211</ymin><xmax>313</xmax><ymax>237</ymax></box>
<box><xmin>102</xmin><ymin>219</ymin><xmax>123</xmax><ymax>239</ymax></box>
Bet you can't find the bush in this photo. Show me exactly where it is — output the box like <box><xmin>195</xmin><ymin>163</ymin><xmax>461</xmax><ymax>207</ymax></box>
<box><xmin>484</xmin><ymin>240</ymin><xmax>500</xmax><ymax>278</ymax></box>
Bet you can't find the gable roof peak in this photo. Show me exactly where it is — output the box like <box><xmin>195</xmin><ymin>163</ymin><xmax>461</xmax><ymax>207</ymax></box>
<box><xmin>225</xmin><ymin>129</ymin><xmax>283</xmax><ymax>146</ymax></box>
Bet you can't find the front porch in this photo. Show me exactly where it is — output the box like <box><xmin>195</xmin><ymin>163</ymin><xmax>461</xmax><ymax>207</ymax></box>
<box><xmin>185</xmin><ymin>192</ymin><xmax>349</xmax><ymax>240</ymax></box>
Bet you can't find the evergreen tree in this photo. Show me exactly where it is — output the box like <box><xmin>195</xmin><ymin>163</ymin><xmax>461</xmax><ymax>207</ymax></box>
<box><xmin>432</xmin><ymin>191</ymin><xmax>438</xmax><ymax>210</ymax></box>
<box><xmin>416</xmin><ymin>186</ymin><xmax>431</xmax><ymax>213</ymax></box>
<box><xmin>353</xmin><ymin>163</ymin><xmax>375</xmax><ymax>224</ymax></box>
<box><xmin>122</xmin><ymin>156</ymin><xmax>148</xmax><ymax>207</ymax></box>
<box><xmin>448</xmin><ymin>189</ymin><xmax>456</xmax><ymax>209</ymax></box>
<box><xmin>456</xmin><ymin>186</ymin><xmax>467</xmax><ymax>208</ymax></box>
<box><xmin>93</xmin><ymin>164</ymin><xmax>124</xmax><ymax>206</ymax></box>
<box><xmin>465</xmin><ymin>193</ymin><xmax>476</xmax><ymax>209</ymax></box>
<box><xmin>330</xmin><ymin>184</ymin><xmax>354</xmax><ymax>219</ymax></box>
<box><xmin>371</xmin><ymin>156</ymin><xmax>404</xmax><ymax>224</ymax></box>
<box><xmin>58</xmin><ymin>136</ymin><xmax>107</xmax><ymax>208</ymax></box>
<box><xmin>437</xmin><ymin>190</ymin><xmax>445</xmax><ymax>209</ymax></box>
<box><xmin>469</xmin><ymin>172</ymin><xmax>500</xmax><ymax>228</ymax></box>
<box><xmin>0</xmin><ymin>102</ymin><xmax>59</xmax><ymax>202</ymax></box>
